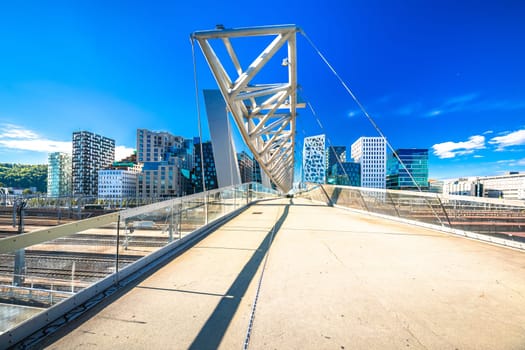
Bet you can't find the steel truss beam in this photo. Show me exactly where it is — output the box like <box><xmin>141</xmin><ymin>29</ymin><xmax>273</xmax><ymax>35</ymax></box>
<box><xmin>192</xmin><ymin>25</ymin><xmax>303</xmax><ymax>193</ymax></box>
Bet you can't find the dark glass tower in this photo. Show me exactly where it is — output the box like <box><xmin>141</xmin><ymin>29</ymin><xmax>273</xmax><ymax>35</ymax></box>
<box><xmin>386</xmin><ymin>149</ymin><xmax>429</xmax><ymax>190</ymax></box>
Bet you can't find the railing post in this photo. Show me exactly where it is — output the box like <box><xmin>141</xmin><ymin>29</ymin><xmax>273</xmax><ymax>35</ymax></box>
<box><xmin>169</xmin><ymin>201</ymin><xmax>174</xmax><ymax>243</ymax></box>
<box><xmin>204</xmin><ymin>191</ymin><xmax>209</xmax><ymax>225</ymax></box>
<box><xmin>116</xmin><ymin>214</ymin><xmax>121</xmax><ymax>275</ymax></box>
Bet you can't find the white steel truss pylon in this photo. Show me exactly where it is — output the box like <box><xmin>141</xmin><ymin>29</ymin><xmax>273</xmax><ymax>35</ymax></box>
<box><xmin>192</xmin><ymin>25</ymin><xmax>303</xmax><ymax>193</ymax></box>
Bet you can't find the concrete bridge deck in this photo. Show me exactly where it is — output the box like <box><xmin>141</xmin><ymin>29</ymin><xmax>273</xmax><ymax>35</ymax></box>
<box><xmin>44</xmin><ymin>198</ymin><xmax>525</xmax><ymax>349</ymax></box>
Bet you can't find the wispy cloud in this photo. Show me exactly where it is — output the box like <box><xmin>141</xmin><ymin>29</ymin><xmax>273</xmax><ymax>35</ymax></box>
<box><xmin>432</xmin><ymin>135</ymin><xmax>485</xmax><ymax>159</ymax></box>
<box><xmin>424</xmin><ymin>93</ymin><xmax>479</xmax><ymax>117</ymax></box>
<box><xmin>423</xmin><ymin>93</ymin><xmax>525</xmax><ymax>117</ymax></box>
<box><xmin>488</xmin><ymin>129</ymin><xmax>525</xmax><ymax>150</ymax></box>
<box><xmin>482</xmin><ymin>130</ymin><xmax>494</xmax><ymax>135</ymax></box>
<box><xmin>0</xmin><ymin>124</ymin><xmax>71</xmax><ymax>154</ymax></box>
<box><xmin>396</xmin><ymin>102</ymin><xmax>422</xmax><ymax>116</ymax></box>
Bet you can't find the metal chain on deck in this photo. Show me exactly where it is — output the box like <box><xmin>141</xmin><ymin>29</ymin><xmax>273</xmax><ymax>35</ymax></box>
<box><xmin>243</xmin><ymin>205</ymin><xmax>283</xmax><ymax>349</ymax></box>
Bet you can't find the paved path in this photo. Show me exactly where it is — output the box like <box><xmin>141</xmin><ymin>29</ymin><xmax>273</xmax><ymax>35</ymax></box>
<box><xmin>46</xmin><ymin>198</ymin><xmax>525</xmax><ymax>349</ymax></box>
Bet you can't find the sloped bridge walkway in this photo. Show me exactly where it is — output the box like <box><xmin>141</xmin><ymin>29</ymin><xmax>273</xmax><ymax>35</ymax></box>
<box><xmin>44</xmin><ymin>198</ymin><xmax>525</xmax><ymax>350</ymax></box>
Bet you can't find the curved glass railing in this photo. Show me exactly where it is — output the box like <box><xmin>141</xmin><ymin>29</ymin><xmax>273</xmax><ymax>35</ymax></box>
<box><xmin>299</xmin><ymin>183</ymin><xmax>525</xmax><ymax>247</ymax></box>
<box><xmin>0</xmin><ymin>182</ymin><xmax>278</xmax><ymax>347</ymax></box>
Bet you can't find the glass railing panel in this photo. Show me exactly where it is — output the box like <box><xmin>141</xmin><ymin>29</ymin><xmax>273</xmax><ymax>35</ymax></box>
<box><xmin>118</xmin><ymin>206</ymin><xmax>173</xmax><ymax>271</ymax></box>
<box><xmin>440</xmin><ymin>196</ymin><xmax>525</xmax><ymax>242</ymax></box>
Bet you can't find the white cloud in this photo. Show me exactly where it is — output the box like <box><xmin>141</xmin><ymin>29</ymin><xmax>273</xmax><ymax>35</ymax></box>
<box><xmin>488</xmin><ymin>129</ymin><xmax>525</xmax><ymax>150</ymax></box>
<box><xmin>115</xmin><ymin>145</ymin><xmax>135</xmax><ymax>161</ymax></box>
<box><xmin>482</xmin><ymin>130</ymin><xmax>494</xmax><ymax>135</ymax></box>
<box><xmin>0</xmin><ymin>124</ymin><xmax>39</xmax><ymax>139</ymax></box>
<box><xmin>432</xmin><ymin>135</ymin><xmax>485</xmax><ymax>159</ymax></box>
<box><xmin>0</xmin><ymin>124</ymin><xmax>71</xmax><ymax>154</ymax></box>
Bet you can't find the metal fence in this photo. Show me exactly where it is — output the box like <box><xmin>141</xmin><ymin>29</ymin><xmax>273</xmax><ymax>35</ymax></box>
<box><xmin>0</xmin><ymin>182</ymin><xmax>278</xmax><ymax>347</ymax></box>
<box><xmin>299</xmin><ymin>184</ymin><xmax>525</xmax><ymax>249</ymax></box>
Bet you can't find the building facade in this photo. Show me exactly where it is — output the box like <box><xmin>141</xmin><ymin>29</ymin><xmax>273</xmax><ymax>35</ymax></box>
<box><xmin>303</xmin><ymin>134</ymin><xmax>326</xmax><ymax>184</ymax></box>
<box><xmin>72</xmin><ymin>131</ymin><xmax>115</xmax><ymax>196</ymax></box>
<box><xmin>351</xmin><ymin>137</ymin><xmax>386</xmax><ymax>189</ymax></box>
<box><xmin>136</xmin><ymin>129</ymin><xmax>191</xmax><ymax>198</ymax></box>
<box><xmin>237</xmin><ymin>151</ymin><xmax>254</xmax><ymax>184</ymax></box>
<box><xmin>98</xmin><ymin>169</ymin><xmax>138</xmax><ymax>201</ymax></box>
<box><xmin>47</xmin><ymin>152</ymin><xmax>72</xmax><ymax>197</ymax></box>
<box><xmin>443</xmin><ymin>172</ymin><xmax>525</xmax><ymax>200</ymax></box>
<box><xmin>386</xmin><ymin>148</ymin><xmax>429</xmax><ymax>190</ymax></box>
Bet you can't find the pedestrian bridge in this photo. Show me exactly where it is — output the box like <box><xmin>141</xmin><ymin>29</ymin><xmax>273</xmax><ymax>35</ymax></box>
<box><xmin>1</xmin><ymin>184</ymin><xmax>525</xmax><ymax>349</ymax></box>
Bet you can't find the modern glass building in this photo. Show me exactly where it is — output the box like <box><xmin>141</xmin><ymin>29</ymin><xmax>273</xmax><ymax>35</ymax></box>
<box><xmin>47</xmin><ymin>152</ymin><xmax>72</xmax><ymax>197</ymax></box>
<box><xmin>386</xmin><ymin>148</ymin><xmax>429</xmax><ymax>190</ymax></box>
<box><xmin>329</xmin><ymin>162</ymin><xmax>361</xmax><ymax>186</ymax></box>
<box><xmin>326</xmin><ymin>146</ymin><xmax>346</xmax><ymax>177</ymax></box>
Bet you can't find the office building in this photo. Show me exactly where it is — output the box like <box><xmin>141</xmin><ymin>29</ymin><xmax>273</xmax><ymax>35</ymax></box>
<box><xmin>303</xmin><ymin>134</ymin><xmax>326</xmax><ymax>184</ymax></box>
<box><xmin>443</xmin><ymin>172</ymin><xmax>525</xmax><ymax>200</ymax></box>
<box><xmin>351</xmin><ymin>137</ymin><xmax>386</xmax><ymax>189</ymax></box>
<box><xmin>47</xmin><ymin>152</ymin><xmax>72</xmax><ymax>197</ymax></box>
<box><xmin>386</xmin><ymin>149</ymin><xmax>429</xmax><ymax>190</ymax></box>
<box><xmin>72</xmin><ymin>131</ymin><xmax>115</xmax><ymax>196</ymax></box>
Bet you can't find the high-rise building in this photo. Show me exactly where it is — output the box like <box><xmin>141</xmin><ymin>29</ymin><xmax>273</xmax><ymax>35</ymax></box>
<box><xmin>252</xmin><ymin>158</ymin><xmax>263</xmax><ymax>184</ymax></box>
<box><xmin>326</xmin><ymin>146</ymin><xmax>346</xmax><ymax>177</ymax></box>
<box><xmin>351</xmin><ymin>137</ymin><xmax>386</xmax><ymax>189</ymax></box>
<box><xmin>386</xmin><ymin>149</ymin><xmax>429</xmax><ymax>190</ymax></box>
<box><xmin>237</xmin><ymin>151</ymin><xmax>254</xmax><ymax>184</ymax></box>
<box><xmin>47</xmin><ymin>152</ymin><xmax>72</xmax><ymax>197</ymax></box>
<box><xmin>303</xmin><ymin>134</ymin><xmax>326</xmax><ymax>184</ymax></box>
<box><xmin>193</xmin><ymin>139</ymin><xmax>218</xmax><ymax>192</ymax></box>
<box><xmin>72</xmin><ymin>131</ymin><xmax>115</xmax><ymax>196</ymax></box>
<box><xmin>136</xmin><ymin>129</ymin><xmax>190</xmax><ymax>198</ymax></box>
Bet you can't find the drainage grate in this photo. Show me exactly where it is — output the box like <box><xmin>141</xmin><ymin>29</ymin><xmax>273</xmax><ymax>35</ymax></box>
<box><xmin>252</xmin><ymin>212</ymin><xmax>263</xmax><ymax>215</ymax></box>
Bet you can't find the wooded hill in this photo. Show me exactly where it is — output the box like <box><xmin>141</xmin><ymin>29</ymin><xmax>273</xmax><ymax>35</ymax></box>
<box><xmin>0</xmin><ymin>163</ymin><xmax>47</xmax><ymax>193</ymax></box>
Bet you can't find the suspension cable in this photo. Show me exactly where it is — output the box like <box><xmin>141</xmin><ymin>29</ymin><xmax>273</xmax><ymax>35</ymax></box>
<box><xmin>300</xmin><ymin>30</ymin><xmax>445</xmax><ymax>225</ymax></box>
<box><xmin>191</xmin><ymin>38</ymin><xmax>207</xmax><ymax>196</ymax></box>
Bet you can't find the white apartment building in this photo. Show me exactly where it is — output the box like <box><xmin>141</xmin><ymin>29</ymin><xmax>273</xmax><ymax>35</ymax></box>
<box><xmin>98</xmin><ymin>168</ymin><xmax>139</xmax><ymax>200</ymax></box>
<box><xmin>351</xmin><ymin>137</ymin><xmax>387</xmax><ymax>189</ymax></box>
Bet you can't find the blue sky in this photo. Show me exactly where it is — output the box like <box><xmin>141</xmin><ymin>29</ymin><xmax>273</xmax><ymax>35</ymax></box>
<box><xmin>0</xmin><ymin>0</ymin><xmax>524</xmax><ymax>180</ymax></box>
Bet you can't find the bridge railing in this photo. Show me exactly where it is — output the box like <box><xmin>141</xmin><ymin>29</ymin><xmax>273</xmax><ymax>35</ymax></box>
<box><xmin>299</xmin><ymin>184</ymin><xmax>525</xmax><ymax>249</ymax></box>
<box><xmin>0</xmin><ymin>182</ymin><xmax>278</xmax><ymax>347</ymax></box>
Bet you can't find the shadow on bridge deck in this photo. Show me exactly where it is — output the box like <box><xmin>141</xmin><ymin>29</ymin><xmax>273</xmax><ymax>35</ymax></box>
<box><xmin>44</xmin><ymin>198</ymin><xmax>525</xmax><ymax>349</ymax></box>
